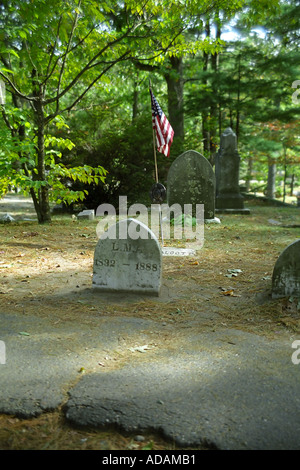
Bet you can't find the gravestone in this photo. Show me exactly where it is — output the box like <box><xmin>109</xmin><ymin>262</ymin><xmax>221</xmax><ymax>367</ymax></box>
<box><xmin>93</xmin><ymin>218</ymin><xmax>162</xmax><ymax>296</ymax></box>
<box><xmin>167</xmin><ymin>150</ymin><xmax>216</xmax><ymax>220</ymax></box>
<box><xmin>77</xmin><ymin>209</ymin><xmax>94</xmax><ymax>220</ymax></box>
<box><xmin>215</xmin><ymin>127</ymin><xmax>250</xmax><ymax>214</ymax></box>
<box><xmin>272</xmin><ymin>240</ymin><xmax>300</xmax><ymax>299</ymax></box>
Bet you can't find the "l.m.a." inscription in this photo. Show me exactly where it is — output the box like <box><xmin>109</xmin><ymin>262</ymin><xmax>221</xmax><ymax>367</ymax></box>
<box><xmin>93</xmin><ymin>219</ymin><xmax>162</xmax><ymax>295</ymax></box>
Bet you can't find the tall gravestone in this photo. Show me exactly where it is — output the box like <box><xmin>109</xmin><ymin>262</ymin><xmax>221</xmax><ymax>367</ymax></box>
<box><xmin>93</xmin><ymin>218</ymin><xmax>162</xmax><ymax>296</ymax></box>
<box><xmin>215</xmin><ymin>127</ymin><xmax>250</xmax><ymax>214</ymax></box>
<box><xmin>167</xmin><ymin>150</ymin><xmax>216</xmax><ymax>220</ymax></box>
<box><xmin>272</xmin><ymin>240</ymin><xmax>300</xmax><ymax>299</ymax></box>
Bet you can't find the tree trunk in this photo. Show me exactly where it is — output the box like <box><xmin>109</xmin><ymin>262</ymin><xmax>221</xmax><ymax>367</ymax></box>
<box><xmin>266</xmin><ymin>161</ymin><xmax>276</xmax><ymax>199</ymax></box>
<box><xmin>283</xmin><ymin>146</ymin><xmax>287</xmax><ymax>203</ymax></box>
<box><xmin>246</xmin><ymin>155</ymin><xmax>253</xmax><ymax>192</ymax></box>
<box><xmin>164</xmin><ymin>56</ymin><xmax>184</xmax><ymax>155</ymax></box>
<box><xmin>17</xmin><ymin>122</ymin><xmax>42</xmax><ymax>218</ymax></box>
<box><xmin>209</xmin><ymin>13</ymin><xmax>221</xmax><ymax>167</ymax></box>
<box><xmin>132</xmin><ymin>77</ymin><xmax>139</xmax><ymax>122</ymax></box>
<box><xmin>35</xmin><ymin>100</ymin><xmax>51</xmax><ymax>223</ymax></box>
<box><xmin>290</xmin><ymin>173</ymin><xmax>295</xmax><ymax>196</ymax></box>
<box><xmin>202</xmin><ymin>19</ymin><xmax>210</xmax><ymax>157</ymax></box>
<box><xmin>235</xmin><ymin>55</ymin><xmax>241</xmax><ymax>142</ymax></box>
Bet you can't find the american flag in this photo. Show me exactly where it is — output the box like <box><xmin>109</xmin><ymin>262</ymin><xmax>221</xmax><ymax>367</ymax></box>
<box><xmin>150</xmin><ymin>89</ymin><xmax>174</xmax><ymax>157</ymax></box>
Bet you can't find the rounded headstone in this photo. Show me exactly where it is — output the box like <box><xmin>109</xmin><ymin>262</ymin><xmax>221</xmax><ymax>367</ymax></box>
<box><xmin>167</xmin><ymin>150</ymin><xmax>215</xmax><ymax>219</ymax></box>
<box><xmin>93</xmin><ymin>218</ymin><xmax>162</xmax><ymax>296</ymax></box>
<box><xmin>272</xmin><ymin>240</ymin><xmax>300</xmax><ymax>299</ymax></box>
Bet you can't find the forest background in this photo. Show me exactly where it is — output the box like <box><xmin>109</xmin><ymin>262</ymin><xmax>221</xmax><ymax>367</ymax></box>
<box><xmin>0</xmin><ymin>0</ymin><xmax>299</xmax><ymax>223</ymax></box>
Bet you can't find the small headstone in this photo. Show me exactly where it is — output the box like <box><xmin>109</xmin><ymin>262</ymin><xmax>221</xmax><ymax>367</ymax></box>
<box><xmin>167</xmin><ymin>150</ymin><xmax>216</xmax><ymax>220</ymax></box>
<box><xmin>1</xmin><ymin>213</ymin><xmax>15</xmax><ymax>223</ymax></box>
<box><xmin>77</xmin><ymin>209</ymin><xmax>94</xmax><ymax>220</ymax></box>
<box><xmin>272</xmin><ymin>240</ymin><xmax>300</xmax><ymax>299</ymax></box>
<box><xmin>215</xmin><ymin>127</ymin><xmax>250</xmax><ymax>214</ymax></box>
<box><xmin>93</xmin><ymin>218</ymin><xmax>162</xmax><ymax>296</ymax></box>
<box><xmin>162</xmin><ymin>247</ymin><xmax>196</xmax><ymax>257</ymax></box>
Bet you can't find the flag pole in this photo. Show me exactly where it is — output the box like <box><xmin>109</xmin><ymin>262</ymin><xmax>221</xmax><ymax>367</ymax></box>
<box><xmin>149</xmin><ymin>79</ymin><xmax>159</xmax><ymax>184</ymax></box>
<box><xmin>149</xmin><ymin>78</ymin><xmax>164</xmax><ymax>245</ymax></box>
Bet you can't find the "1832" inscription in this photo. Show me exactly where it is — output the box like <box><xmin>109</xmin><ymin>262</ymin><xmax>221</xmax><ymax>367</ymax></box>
<box><xmin>95</xmin><ymin>259</ymin><xmax>115</xmax><ymax>267</ymax></box>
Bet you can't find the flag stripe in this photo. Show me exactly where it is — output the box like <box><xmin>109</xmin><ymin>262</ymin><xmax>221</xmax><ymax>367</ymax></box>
<box><xmin>150</xmin><ymin>89</ymin><xmax>174</xmax><ymax>157</ymax></box>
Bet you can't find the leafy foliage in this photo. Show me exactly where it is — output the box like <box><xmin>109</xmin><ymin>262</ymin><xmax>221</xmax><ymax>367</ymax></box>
<box><xmin>0</xmin><ymin>0</ymin><xmax>298</xmax><ymax>220</ymax></box>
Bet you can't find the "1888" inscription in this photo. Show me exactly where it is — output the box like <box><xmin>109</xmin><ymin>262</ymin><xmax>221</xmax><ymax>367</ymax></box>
<box><xmin>136</xmin><ymin>263</ymin><xmax>157</xmax><ymax>271</ymax></box>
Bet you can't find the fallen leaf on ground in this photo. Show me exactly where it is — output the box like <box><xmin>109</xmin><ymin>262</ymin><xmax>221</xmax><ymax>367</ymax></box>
<box><xmin>220</xmin><ymin>289</ymin><xmax>241</xmax><ymax>297</ymax></box>
<box><xmin>221</xmin><ymin>289</ymin><xmax>235</xmax><ymax>296</ymax></box>
<box><xmin>128</xmin><ymin>345</ymin><xmax>153</xmax><ymax>353</ymax></box>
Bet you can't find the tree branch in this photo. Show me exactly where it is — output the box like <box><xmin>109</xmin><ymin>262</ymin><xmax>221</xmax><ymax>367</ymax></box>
<box><xmin>44</xmin><ymin>15</ymin><xmax>63</xmax><ymax>85</ymax></box>
<box><xmin>43</xmin><ymin>22</ymin><xmax>141</xmax><ymax>107</ymax></box>
<box><xmin>47</xmin><ymin>50</ymin><xmax>131</xmax><ymax>121</ymax></box>
<box><xmin>1</xmin><ymin>105</ymin><xmax>14</xmax><ymax>132</ymax></box>
<box><xmin>0</xmin><ymin>71</ymin><xmax>37</xmax><ymax>102</ymax></box>
<box><xmin>56</xmin><ymin>1</ymin><xmax>82</xmax><ymax>114</ymax></box>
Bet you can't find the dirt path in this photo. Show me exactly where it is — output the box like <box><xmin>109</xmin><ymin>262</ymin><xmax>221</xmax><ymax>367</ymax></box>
<box><xmin>1</xmin><ymin>193</ymin><xmax>299</xmax><ymax>352</ymax></box>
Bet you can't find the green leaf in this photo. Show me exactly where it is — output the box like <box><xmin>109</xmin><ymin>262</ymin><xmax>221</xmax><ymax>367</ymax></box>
<box><xmin>0</xmin><ymin>67</ymin><xmax>14</xmax><ymax>74</ymax></box>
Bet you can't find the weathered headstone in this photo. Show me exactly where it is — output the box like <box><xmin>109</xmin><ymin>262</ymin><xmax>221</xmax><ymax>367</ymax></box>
<box><xmin>1</xmin><ymin>213</ymin><xmax>15</xmax><ymax>223</ymax></box>
<box><xmin>272</xmin><ymin>240</ymin><xmax>300</xmax><ymax>299</ymax></box>
<box><xmin>167</xmin><ymin>150</ymin><xmax>216</xmax><ymax>220</ymax></box>
<box><xmin>215</xmin><ymin>127</ymin><xmax>250</xmax><ymax>214</ymax></box>
<box><xmin>93</xmin><ymin>218</ymin><xmax>162</xmax><ymax>296</ymax></box>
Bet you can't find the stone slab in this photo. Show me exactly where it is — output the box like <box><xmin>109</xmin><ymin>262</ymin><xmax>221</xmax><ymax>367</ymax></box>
<box><xmin>162</xmin><ymin>247</ymin><xmax>196</xmax><ymax>257</ymax></box>
<box><xmin>93</xmin><ymin>218</ymin><xmax>162</xmax><ymax>296</ymax></box>
<box><xmin>65</xmin><ymin>329</ymin><xmax>300</xmax><ymax>450</ymax></box>
<box><xmin>0</xmin><ymin>313</ymin><xmax>159</xmax><ymax>418</ymax></box>
<box><xmin>167</xmin><ymin>150</ymin><xmax>215</xmax><ymax>220</ymax></box>
<box><xmin>215</xmin><ymin>208</ymin><xmax>250</xmax><ymax>215</ymax></box>
<box><xmin>272</xmin><ymin>239</ymin><xmax>300</xmax><ymax>299</ymax></box>
<box><xmin>215</xmin><ymin>128</ymin><xmax>246</xmax><ymax>211</ymax></box>
<box><xmin>1</xmin><ymin>310</ymin><xmax>300</xmax><ymax>449</ymax></box>
<box><xmin>77</xmin><ymin>209</ymin><xmax>95</xmax><ymax>220</ymax></box>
